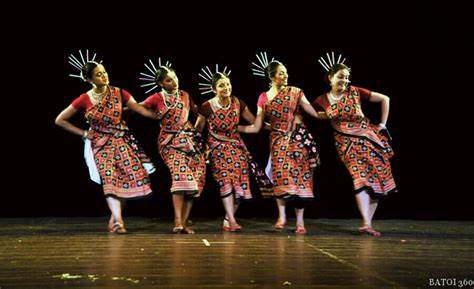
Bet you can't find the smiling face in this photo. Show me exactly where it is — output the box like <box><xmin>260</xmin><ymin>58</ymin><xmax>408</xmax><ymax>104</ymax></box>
<box><xmin>329</xmin><ymin>68</ymin><xmax>350</xmax><ymax>93</ymax></box>
<box><xmin>213</xmin><ymin>76</ymin><xmax>232</xmax><ymax>98</ymax></box>
<box><xmin>159</xmin><ymin>70</ymin><xmax>179</xmax><ymax>93</ymax></box>
<box><xmin>270</xmin><ymin>64</ymin><xmax>288</xmax><ymax>87</ymax></box>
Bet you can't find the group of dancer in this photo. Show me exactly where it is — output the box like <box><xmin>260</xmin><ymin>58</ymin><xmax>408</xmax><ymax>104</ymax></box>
<box><xmin>55</xmin><ymin>51</ymin><xmax>397</xmax><ymax>236</ymax></box>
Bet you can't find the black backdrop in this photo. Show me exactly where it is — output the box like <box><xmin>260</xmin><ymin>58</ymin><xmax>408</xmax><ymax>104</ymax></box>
<box><xmin>4</xmin><ymin>2</ymin><xmax>472</xmax><ymax>219</ymax></box>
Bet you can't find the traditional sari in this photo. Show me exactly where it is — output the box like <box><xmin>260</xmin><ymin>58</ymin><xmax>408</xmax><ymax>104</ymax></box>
<box><xmin>200</xmin><ymin>96</ymin><xmax>272</xmax><ymax>199</ymax></box>
<box><xmin>257</xmin><ymin>86</ymin><xmax>320</xmax><ymax>200</ymax></box>
<box><xmin>143</xmin><ymin>90</ymin><xmax>206</xmax><ymax>197</ymax></box>
<box><xmin>73</xmin><ymin>86</ymin><xmax>153</xmax><ymax>199</ymax></box>
<box><xmin>313</xmin><ymin>86</ymin><xmax>397</xmax><ymax>198</ymax></box>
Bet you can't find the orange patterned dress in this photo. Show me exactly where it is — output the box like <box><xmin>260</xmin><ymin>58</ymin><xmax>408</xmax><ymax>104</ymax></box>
<box><xmin>312</xmin><ymin>86</ymin><xmax>397</xmax><ymax>198</ymax></box>
<box><xmin>257</xmin><ymin>86</ymin><xmax>320</xmax><ymax>200</ymax></box>
<box><xmin>200</xmin><ymin>96</ymin><xmax>272</xmax><ymax>200</ymax></box>
<box><xmin>72</xmin><ymin>86</ymin><xmax>153</xmax><ymax>199</ymax></box>
<box><xmin>143</xmin><ymin>90</ymin><xmax>206</xmax><ymax>197</ymax></box>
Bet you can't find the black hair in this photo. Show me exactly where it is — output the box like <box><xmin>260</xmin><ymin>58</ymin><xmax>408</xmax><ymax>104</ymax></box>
<box><xmin>265</xmin><ymin>60</ymin><xmax>284</xmax><ymax>79</ymax></box>
<box><xmin>81</xmin><ymin>61</ymin><xmax>100</xmax><ymax>81</ymax></box>
<box><xmin>211</xmin><ymin>72</ymin><xmax>230</xmax><ymax>89</ymax></box>
<box><xmin>155</xmin><ymin>66</ymin><xmax>176</xmax><ymax>84</ymax></box>
<box><xmin>325</xmin><ymin>63</ymin><xmax>351</xmax><ymax>85</ymax></box>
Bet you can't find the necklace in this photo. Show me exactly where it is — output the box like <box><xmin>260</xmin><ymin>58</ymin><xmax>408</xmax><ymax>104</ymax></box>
<box><xmin>89</xmin><ymin>88</ymin><xmax>107</xmax><ymax>103</ymax></box>
<box><xmin>92</xmin><ymin>89</ymin><xmax>107</xmax><ymax>97</ymax></box>
<box><xmin>329</xmin><ymin>91</ymin><xmax>344</xmax><ymax>101</ymax></box>
<box><xmin>162</xmin><ymin>90</ymin><xmax>179</xmax><ymax>109</ymax></box>
<box><xmin>162</xmin><ymin>89</ymin><xmax>179</xmax><ymax>97</ymax></box>
<box><xmin>216</xmin><ymin>96</ymin><xmax>231</xmax><ymax>109</ymax></box>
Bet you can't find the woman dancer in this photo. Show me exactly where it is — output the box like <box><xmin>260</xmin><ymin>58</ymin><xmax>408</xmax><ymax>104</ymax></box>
<box><xmin>139</xmin><ymin>61</ymin><xmax>206</xmax><ymax>234</ymax></box>
<box><xmin>55</xmin><ymin>51</ymin><xmax>157</xmax><ymax>233</ymax></box>
<box><xmin>312</xmin><ymin>53</ymin><xmax>397</xmax><ymax>236</ymax></box>
<box><xmin>239</xmin><ymin>54</ymin><xmax>325</xmax><ymax>234</ymax></box>
<box><xmin>195</xmin><ymin>68</ymin><xmax>272</xmax><ymax>232</ymax></box>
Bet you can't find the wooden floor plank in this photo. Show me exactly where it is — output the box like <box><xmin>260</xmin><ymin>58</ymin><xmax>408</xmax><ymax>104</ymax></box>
<box><xmin>0</xmin><ymin>218</ymin><xmax>473</xmax><ymax>288</ymax></box>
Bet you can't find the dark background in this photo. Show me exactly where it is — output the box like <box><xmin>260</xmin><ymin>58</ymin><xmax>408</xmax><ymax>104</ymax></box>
<box><xmin>4</xmin><ymin>2</ymin><xmax>471</xmax><ymax>220</ymax></box>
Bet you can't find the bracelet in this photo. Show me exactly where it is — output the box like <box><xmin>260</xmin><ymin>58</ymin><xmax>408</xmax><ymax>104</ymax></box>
<box><xmin>82</xmin><ymin>130</ymin><xmax>88</xmax><ymax>140</ymax></box>
<box><xmin>378</xmin><ymin>123</ymin><xmax>387</xmax><ymax>129</ymax></box>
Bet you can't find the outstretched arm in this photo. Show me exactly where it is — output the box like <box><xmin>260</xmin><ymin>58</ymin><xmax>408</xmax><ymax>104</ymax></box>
<box><xmin>238</xmin><ymin>107</ymin><xmax>265</xmax><ymax>133</ymax></box>
<box><xmin>55</xmin><ymin>105</ymin><xmax>93</xmax><ymax>139</ymax></box>
<box><xmin>242</xmin><ymin>106</ymin><xmax>272</xmax><ymax>130</ymax></box>
<box><xmin>299</xmin><ymin>95</ymin><xmax>328</xmax><ymax>120</ymax></box>
<box><xmin>126</xmin><ymin>97</ymin><xmax>159</xmax><ymax>119</ymax></box>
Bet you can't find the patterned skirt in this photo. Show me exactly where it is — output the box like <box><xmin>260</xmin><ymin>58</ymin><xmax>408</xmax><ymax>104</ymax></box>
<box><xmin>334</xmin><ymin>127</ymin><xmax>397</xmax><ymax>199</ymax></box>
<box><xmin>93</xmin><ymin>132</ymin><xmax>153</xmax><ymax>199</ymax></box>
<box><xmin>160</xmin><ymin>131</ymin><xmax>206</xmax><ymax>198</ymax></box>
<box><xmin>209</xmin><ymin>141</ymin><xmax>252</xmax><ymax>199</ymax></box>
<box><xmin>270</xmin><ymin>124</ymin><xmax>320</xmax><ymax>199</ymax></box>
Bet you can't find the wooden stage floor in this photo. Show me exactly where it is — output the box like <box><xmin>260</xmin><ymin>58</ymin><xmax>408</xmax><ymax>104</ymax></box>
<box><xmin>0</xmin><ymin>218</ymin><xmax>473</xmax><ymax>288</ymax></box>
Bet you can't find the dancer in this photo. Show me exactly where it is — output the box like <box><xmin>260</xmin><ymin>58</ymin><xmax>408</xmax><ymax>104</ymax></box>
<box><xmin>239</xmin><ymin>53</ymin><xmax>326</xmax><ymax>234</ymax></box>
<box><xmin>139</xmin><ymin>58</ymin><xmax>206</xmax><ymax>234</ymax></box>
<box><xmin>55</xmin><ymin>50</ymin><xmax>157</xmax><ymax>233</ymax></box>
<box><xmin>312</xmin><ymin>52</ymin><xmax>397</xmax><ymax>236</ymax></box>
<box><xmin>195</xmin><ymin>66</ymin><xmax>272</xmax><ymax>232</ymax></box>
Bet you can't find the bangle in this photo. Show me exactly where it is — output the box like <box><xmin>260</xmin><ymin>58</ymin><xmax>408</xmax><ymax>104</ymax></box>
<box><xmin>379</xmin><ymin>123</ymin><xmax>387</xmax><ymax>129</ymax></box>
<box><xmin>82</xmin><ymin>130</ymin><xmax>88</xmax><ymax>140</ymax></box>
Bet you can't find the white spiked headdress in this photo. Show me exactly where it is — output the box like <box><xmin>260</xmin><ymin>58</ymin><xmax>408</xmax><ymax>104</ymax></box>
<box><xmin>317</xmin><ymin>51</ymin><xmax>346</xmax><ymax>72</ymax></box>
<box><xmin>198</xmin><ymin>64</ymin><xmax>231</xmax><ymax>95</ymax></box>
<box><xmin>138</xmin><ymin>57</ymin><xmax>173</xmax><ymax>94</ymax></box>
<box><xmin>68</xmin><ymin>49</ymin><xmax>100</xmax><ymax>81</ymax></box>
<box><xmin>251</xmin><ymin>51</ymin><xmax>275</xmax><ymax>77</ymax></box>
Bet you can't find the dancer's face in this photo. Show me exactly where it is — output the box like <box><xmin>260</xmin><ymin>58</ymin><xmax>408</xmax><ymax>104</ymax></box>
<box><xmin>160</xmin><ymin>71</ymin><xmax>179</xmax><ymax>93</ymax></box>
<box><xmin>271</xmin><ymin>65</ymin><xmax>288</xmax><ymax>87</ymax></box>
<box><xmin>89</xmin><ymin>64</ymin><xmax>109</xmax><ymax>86</ymax></box>
<box><xmin>213</xmin><ymin>77</ymin><xmax>232</xmax><ymax>98</ymax></box>
<box><xmin>329</xmin><ymin>68</ymin><xmax>350</xmax><ymax>92</ymax></box>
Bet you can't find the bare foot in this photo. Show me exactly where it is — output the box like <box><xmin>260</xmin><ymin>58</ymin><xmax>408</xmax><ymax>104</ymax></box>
<box><xmin>172</xmin><ymin>224</ymin><xmax>184</xmax><ymax>233</ymax></box>
<box><xmin>295</xmin><ymin>225</ymin><xmax>307</xmax><ymax>234</ymax></box>
<box><xmin>358</xmin><ymin>226</ymin><xmax>381</xmax><ymax>237</ymax></box>
<box><xmin>109</xmin><ymin>222</ymin><xmax>127</xmax><ymax>234</ymax></box>
<box><xmin>182</xmin><ymin>227</ymin><xmax>195</xmax><ymax>234</ymax></box>
<box><xmin>229</xmin><ymin>222</ymin><xmax>242</xmax><ymax>232</ymax></box>
<box><xmin>274</xmin><ymin>219</ymin><xmax>286</xmax><ymax>229</ymax></box>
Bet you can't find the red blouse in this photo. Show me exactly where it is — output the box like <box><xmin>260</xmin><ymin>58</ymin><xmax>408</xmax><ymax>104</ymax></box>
<box><xmin>71</xmin><ymin>88</ymin><xmax>132</xmax><ymax>111</ymax></box>
<box><xmin>142</xmin><ymin>91</ymin><xmax>199</xmax><ymax>116</ymax></box>
<box><xmin>313</xmin><ymin>86</ymin><xmax>371</xmax><ymax>111</ymax></box>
